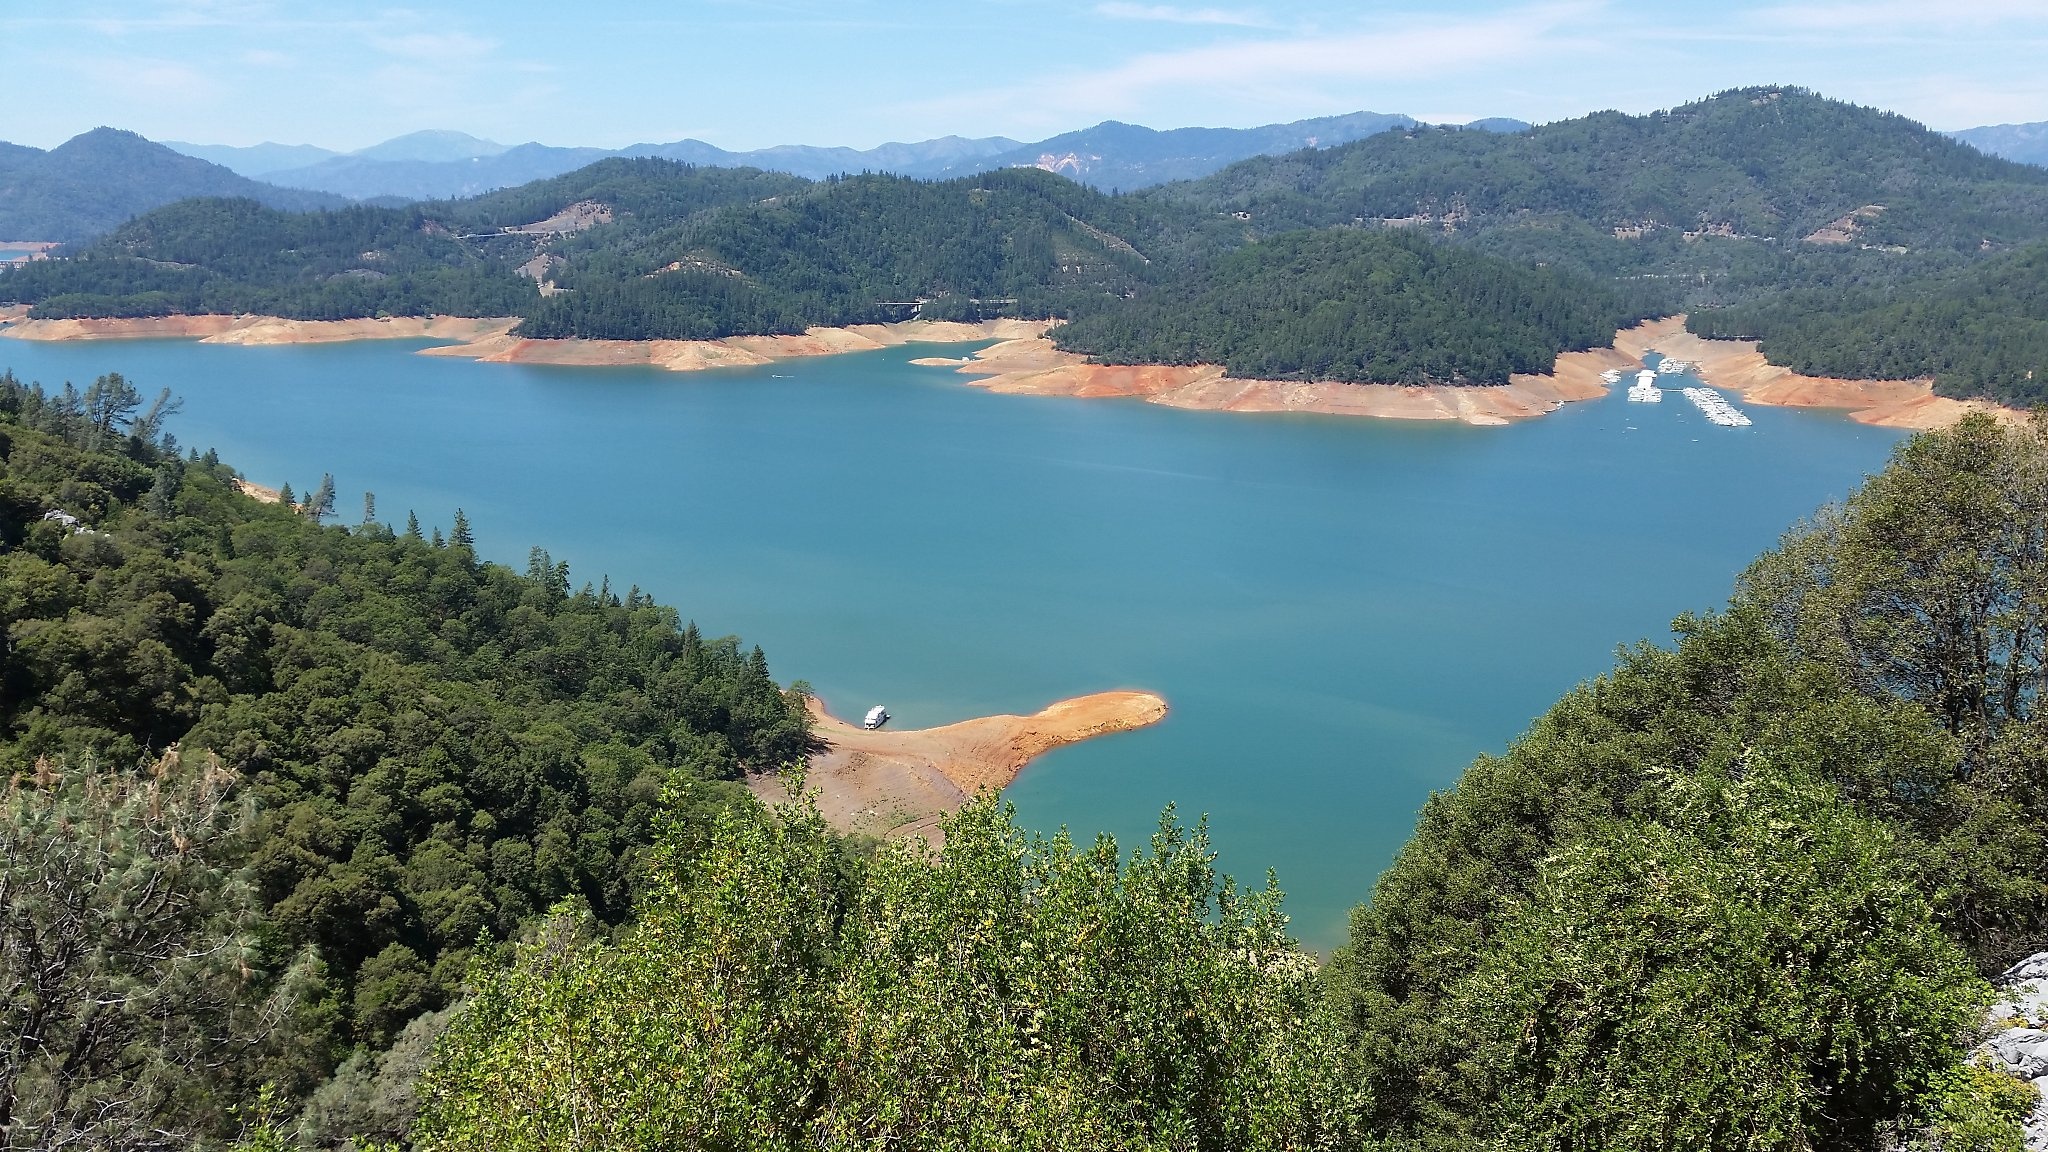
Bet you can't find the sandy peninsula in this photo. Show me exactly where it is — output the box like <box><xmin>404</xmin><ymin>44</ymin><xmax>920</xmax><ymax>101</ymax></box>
<box><xmin>924</xmin><ymin>328</ymin><xmax>1640</xmax><ymax>427</ymax></box>
<box><xmin>752</xmin><ymin>691</ymin><xmax>1169</xmax><ymax>843</ymax></box>
<box><xmin>1616</xmin><ymin>316</ymin><xmax>2022</xmax><ymax>431</ymax></box>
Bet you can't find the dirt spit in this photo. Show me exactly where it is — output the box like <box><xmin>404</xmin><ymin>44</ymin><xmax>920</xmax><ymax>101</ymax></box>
<box><xmin>751</xmin><ymin>691</ymin><xmax>1169</xmax><ymax>843</ymax></box>
<box><xmin>943</xmin><ymin>328</ymin><xmax>1643</xmax><ymax>426</ymax></box>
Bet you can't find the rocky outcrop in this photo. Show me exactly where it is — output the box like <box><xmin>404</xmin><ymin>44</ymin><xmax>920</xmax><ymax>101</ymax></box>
<box><xmin>1976</xmin><ymin>953</ymin><xmax>2048</xmax><ymax>1149</ymax></box>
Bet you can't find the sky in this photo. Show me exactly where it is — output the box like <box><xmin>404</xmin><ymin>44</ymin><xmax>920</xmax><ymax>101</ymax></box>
<box><xmin>7</xmin><ymin>0</ymin><xmax>2048</xmax><ymax>151</ymax></box>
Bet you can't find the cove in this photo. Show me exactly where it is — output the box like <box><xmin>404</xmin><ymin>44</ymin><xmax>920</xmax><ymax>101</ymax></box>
<box><xmin>0</xmin><ymin>337</ymin><xmax>1909</xmax><ymax>949</ymax></box>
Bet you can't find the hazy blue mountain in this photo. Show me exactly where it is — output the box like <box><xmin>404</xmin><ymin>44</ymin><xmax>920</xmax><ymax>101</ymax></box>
<box><xmin>0</xmin><ymin>128</ymin><xmax>344</xmax><ymax>241</ymax></box>
<box><xmin>350</xmin><ymin>129</ymin><xmax>509</xmax><ymax>164</ymax></box>
<box><xmin>1461</xmin><ymin>117</ymin><xmax>1533</xmax><ymax>133</ymax></box>
<box><xmin>1952</xmin><ymin>122</ymin><xmax>2048</xmax><ymax>167</ymax></box>
<box><xmin>262</xmin><ymin>143</ymin><xmax>615</xmax><ymax>202</ymax></box>
<box><xmin>949</xmin><ymin>111</ymin><xmax>1417</xmax><ymax>190</ymax></box>
<box><xmin>616</xmin><ymin>134</ymin><xmax>1021</xmax><ymax>180</ymax></box>
<box><xmin>224</xmin><ymin>111</ymin><xmax>1419</xmax><ymax>200</ymax></box>
<box><xmin>162</xmin><ymin>140</ymin><xmax>341</xmax><ymax>176</ymax></box>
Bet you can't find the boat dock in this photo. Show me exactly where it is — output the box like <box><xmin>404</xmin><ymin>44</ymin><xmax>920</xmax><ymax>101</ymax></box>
<box><xmin>1681</xmin><ymin>386</ymin><xmax>1752</xmax><ymax>426</ymax></box>
<box><xmin>1627</xmin><ymin>369</ymin><xmax>1663</xmax><ymax>403</ymax></box>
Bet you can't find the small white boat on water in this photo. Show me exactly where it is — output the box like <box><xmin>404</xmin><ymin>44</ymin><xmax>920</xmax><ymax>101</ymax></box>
<box><xmin>1600</xmin><ymin>368</ymin><xmax>1623</xmax><ymax>384</ymax></box>
<box><xmin>863</xmin><ymin>705</ymin><xmax>890</xmax><ymax>730</ymax></box>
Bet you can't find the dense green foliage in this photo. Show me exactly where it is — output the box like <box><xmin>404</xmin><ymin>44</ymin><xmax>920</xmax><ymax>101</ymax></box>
<box><xmin>1143</xmin><ymin>87</ymin><xmax>2048</xmax><ymax>404</ymax></box>
<box><xmin>0</xmin><ymin>199</ymin><xmax>534</xmax><ymax>320</ymax></box>
<box><xmin>1054</xmin><ymin>228</ymin><xmax>1647</xmax><ymax>384</ymax></box>
<box><xmin>0</xmin><ymin>752</ymin><xmax>308</xmax><ymax>1149</ymax></box>
<box><xmin>0</xmin><ymin>372</ymin><xmax>811</xmax><ymax>1135</ymax></box>
<box><xmin>520</xmin><ymin>167</ymin><xmax>1161</xmax><ymax>339</ymax></box>
<box><xmin>1153</xmin><ymin>87</ymin><xmax>2048</xmax><ymax>256</ymax></box>
<box><xmin>1689</xmin><ymin>240</ymin><xmax>2048</xmax><ymax>405</ymax></box>
<box><xmin>416</xmin><ymin>794</ymin><xmax>1364</xmax><ymax>1151</ymax></box>
<box><xmin>1326</xmin><ymin>413</ymin><xmax>2048</xmax><ymax>1149</ymax></box>
<box><xmin>0</xmin><ymin>127</ymin><xmax>342</xmax><ymax>244</ymax></box>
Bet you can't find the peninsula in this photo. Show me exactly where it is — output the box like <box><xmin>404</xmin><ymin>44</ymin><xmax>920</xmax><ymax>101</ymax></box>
<box><xmin>760</xmin><ymin>692</ymin><xmax>1170</xmax><ymax>842</ymax></box>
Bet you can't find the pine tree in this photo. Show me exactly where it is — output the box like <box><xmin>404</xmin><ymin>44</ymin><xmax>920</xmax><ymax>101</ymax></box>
<box><xmin>363</xmin><ymin>491</ymin><xmax>378</xmax><ymax>526</ymax></box>
<box><xmin>278</xmin><ymin>481</ymin><xmax>294</xmax><ymax>507</ymax></box>
<box><xmin>406</xmin><ymin>511</ymin><xmax>423</xmax><ymax>540</ymax></box>
<box><xmin>431</xmin><ymin>528</ymin><xmax>445</xmax><ymax>547</ymax></box>
<box><xmin>306</xmin><ymin>474</ymin><xmax>337</xmax><ymax>523</ymax></box>
<box><xmin>450</xmin><ymin>509</ymin><xmax>474</xmax><ymax>550</ymax></box>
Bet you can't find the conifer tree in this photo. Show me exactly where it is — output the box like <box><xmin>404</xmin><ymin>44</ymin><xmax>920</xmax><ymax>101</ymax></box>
<box><xmin>363</xmin><ymin>491</ymin><xmax>377</xmax><ymax>526</ymax></box>
<box><xmin>306</xmin><ymin>474</ymin><xmax>337</xmax><ymax>523</ymax></box>
<box><xmin>406</xmin><ymin>511</ymin><xmax>423</xmax><ymax>540</ymax></box>
<box><xmin>278</xmin><ymin>481</ymin><xmax>294</xmax><ymax>507</ymax></box>
<box><xmin>450</xmin><ymin>509</ymin><xmax>474</xmax><ymax>549</ymax></box>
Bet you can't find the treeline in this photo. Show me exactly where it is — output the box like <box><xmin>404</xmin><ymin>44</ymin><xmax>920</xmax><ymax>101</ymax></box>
<box><xmin>1688</xmin><ymin>240</ymin><xmax>2048</xmax><ymax>406</ymax></box>
<box><xmin>1150</xmin><ymin>86</ymin><xmax>2048</xmax><ymax>254</ymax></box>
<box><xmin>1054</xmin><ymin>228</ymin><xmax>1653</xmax><ymax>385</ymax></box>
<box><xmin>518</xmin><ymin>167</ymin><xmax>1161</xmax><ymax>339</ymax></box>
<box><xmin>0</xmin><ymin>373</ymin><xmax>811</xmax><ymax>1146</ymax></box>
<box><xmin>0</xmin><ymin>197</ymin><xmax>535</xmax><ymax>320</ymax></box>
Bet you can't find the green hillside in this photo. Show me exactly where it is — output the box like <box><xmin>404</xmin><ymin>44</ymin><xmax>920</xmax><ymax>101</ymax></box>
<box><xmin>1152</xmin><ymin>86</ymin><xmax>2048</xmax><ymax>256</ymax></box>
<box><xmin>0</xmin><ymin>370</ymin><xmax>809</xmax><ymax>1144</ymax></box>
<box><xmin>1053</xmin><ymin>227</ymin><xmax>1650</xmax><ymax>384</ymax></box>
<box><xmin>1688</xmin><ymin>239</ymin><xmax>2048</xmax><ymax>405</ymax></box>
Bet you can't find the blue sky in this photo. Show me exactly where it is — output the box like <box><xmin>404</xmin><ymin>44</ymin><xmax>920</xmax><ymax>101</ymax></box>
<box><xmin>9</xmin><ymin>0</ymin><xmax>2048</xmax><ymax>150</ymax></box>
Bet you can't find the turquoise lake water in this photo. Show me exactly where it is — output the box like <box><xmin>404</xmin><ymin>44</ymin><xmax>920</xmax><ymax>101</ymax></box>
<box><xmin>0</xmin><ymin>339</ymin><xmax>1908</xmax><ymax>949</ymax></box>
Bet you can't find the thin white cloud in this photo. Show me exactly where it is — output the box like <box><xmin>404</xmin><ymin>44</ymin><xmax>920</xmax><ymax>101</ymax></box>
<box><xmin>1094</xmin><ymin>2</ymin><xmax>1274</xmax><ymax>28</ymax></box>
<box><xmin>956</xmin><ymin>2</ymin><xmax>1594</xmax><ymax>127</ymax></box>
<box><xmin>371</xmin><ymin>31</ymin><xmax>499</xmax><ymax>63</ymax></box>
<box><xmin>1756</xmin><ymin>0</ymin><xmax>2048</xmax><ymax>33</ymax></box>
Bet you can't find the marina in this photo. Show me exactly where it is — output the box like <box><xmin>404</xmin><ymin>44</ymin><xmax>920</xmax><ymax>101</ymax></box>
<box><xmin>1627</xmin><ymin>369</ymin><xmax>1663</xmax><ymax>403</ymax></box>
<box><xmin>1682</xmin><ymin>385</ymin><xmax>1753</xmax><ymax>426</ymax></box>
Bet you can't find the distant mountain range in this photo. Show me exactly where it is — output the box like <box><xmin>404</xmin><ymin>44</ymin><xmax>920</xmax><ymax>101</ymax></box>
<box><xmin>164</xmin><ymin>111</ymin><xmax>1526</xmax><ymax>202</ymax></box>
<box><xmin>0</xmin><ymin>128</ymin><xmax>343</xmax><ymax>242</ymax></box>
<box><xmin>1951</xmin><ymin>122</ymin><xmax>2048</xmax><ymax>167</ymax></box>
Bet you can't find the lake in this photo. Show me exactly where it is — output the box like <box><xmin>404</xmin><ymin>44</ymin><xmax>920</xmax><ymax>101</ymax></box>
<box><xmin>0</xmin><ymin>337</ymin><xmax>1908</xmax><ymax>949</ymax></box>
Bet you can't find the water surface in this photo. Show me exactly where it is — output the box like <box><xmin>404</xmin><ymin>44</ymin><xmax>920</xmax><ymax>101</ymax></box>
<box><xmin>0</xmin><ymin>339</ymin><xmax>1906</xmax><ymax>948</ymax></box>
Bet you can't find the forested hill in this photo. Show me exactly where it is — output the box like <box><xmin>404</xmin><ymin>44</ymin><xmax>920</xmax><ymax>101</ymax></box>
<box><xmin>1136</xmin><ymin>87</ymin><xmax>2048</xmax><ymax>405</ymax></box>
<box><xmin>1053</xmin><ymin>228</ymin><xmax>1649</xmax><ymax>385</ymax></box>
<box><xmin>0</xmin><ymin>370</ymin><xmax>810</xmax><ymax>1144</ymax></box>
<box><xmin>517</xmin><ymin>166</ymin><xmax>1166</xmax><ymax>339</ymax></box>
<box><xmin>0</xmin><ymin>127</ymin><xmax>343</xmax><ymax>243</ymax></box>
<box><xmin>1151</xmin><ymin>87</ymin><xmax>2048</xmax><ymax>254</ymax></box>
<box><xmin>1688</xmin><ymin>239</ymin><xmax>2048</xmax><ymax>405</ymax></box>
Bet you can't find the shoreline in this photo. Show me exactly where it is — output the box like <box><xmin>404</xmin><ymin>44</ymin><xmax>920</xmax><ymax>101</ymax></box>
<box><xmin>0</xmin><ymin>309</ymin><xmax>2019</xmax><ymax>430</ymax></box>
<box><xmin>754</xmin><ymin>691</ymin><xmax>1169</xmax><ymax>843</ymax></box>
<box><xmin>925</xmin><ymin>331</ymin><xmax>1636</xmax><ymax>426</ymax></box>
<box><xmin>1615</xmin><ymin>316</ymin><xmax>2022</xmax><ymax>431</ymax></box>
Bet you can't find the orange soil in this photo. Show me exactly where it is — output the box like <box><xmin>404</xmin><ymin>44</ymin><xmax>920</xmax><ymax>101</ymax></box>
<box><xmin>422</xmin><ymin>318</ymin><xmax>1054</xmax><ymax>370</ymax></box>
<box><xmin>1617</xmin><ymin>316</ymin><xmax>2022</xmax><ymax>430</ymax></box>
<box><xmin>944</xmin><ymin>329</ymin><xmax>1639</xmax><ymax>426</ymax></box>
<box><xmin>0</xmin><ymin>314</ymin><xmax>518</xmax><ymax>346</ymax></box>
<box><xmin>751</xmin><ymin>691</ymin><xmax>1169</xmax><ymax>842</ymax></box>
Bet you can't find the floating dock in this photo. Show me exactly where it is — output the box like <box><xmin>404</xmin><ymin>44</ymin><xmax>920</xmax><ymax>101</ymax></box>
<box><xmin>1627</xmin><ymin>369</ymin><xmax>1663</xmax><ymax>403</ymax></box>
<box><xmin>1681</xmin><ymin>386</ymin><xmax>1752</xmax><ymax>426</ymax></box>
